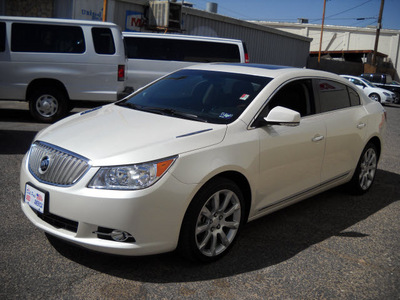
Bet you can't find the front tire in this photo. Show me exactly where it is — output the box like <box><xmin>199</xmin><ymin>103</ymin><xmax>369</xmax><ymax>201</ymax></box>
<box><xmin>179</xmin><ymin>178</ymin><xmax>245</xmax><ymax>262</ymax></box>
<box><xmin>29</xmin><ymin>87</ymin><xmax>68</xmax><ymax>123</ymax></box>
<box><xmin>348</xmin><ymin>142</ymin><xmax>378</xmax><ymax>195</ymax></box>
<box><xmin>369</xmin><ymin>93</ymin><xmax>381</xmax><ymax>103</ymax></box>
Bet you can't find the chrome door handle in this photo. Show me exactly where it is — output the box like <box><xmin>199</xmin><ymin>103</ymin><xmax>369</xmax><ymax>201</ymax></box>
<box><xmin>357</xmin><ymin>123</ymin><xmax>366</xmax><ymax>129</ymax></box>
<box><xmin>312</xmin><ymin>135</ymin><xmax>324</xmax><ymax>142</ymax></box>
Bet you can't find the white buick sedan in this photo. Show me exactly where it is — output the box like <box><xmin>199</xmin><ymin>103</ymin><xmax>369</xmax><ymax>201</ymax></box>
<box><xmin>21</xmin><ymin>64</ymin><xmax>386</xmax><ymax>262</ymax></box>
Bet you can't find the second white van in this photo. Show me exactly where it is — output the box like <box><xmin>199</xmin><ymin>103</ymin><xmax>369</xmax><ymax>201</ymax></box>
<box><xmin>123</xmin><ymin>32</ymin><xmax>249</xmax><ymax>91</ymax></box>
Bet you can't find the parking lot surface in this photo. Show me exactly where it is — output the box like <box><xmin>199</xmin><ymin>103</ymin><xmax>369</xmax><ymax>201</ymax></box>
<box><xmin>1</xmin><ymin>101</ymin><xmax>399</xmax><ymax>299</ymax></box>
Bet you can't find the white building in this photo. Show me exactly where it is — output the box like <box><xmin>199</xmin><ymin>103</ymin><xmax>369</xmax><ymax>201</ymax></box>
<box><xmin>254</xmin><ymin>21</ymin><xmax>400</xmax><ymax>80</ymax></box>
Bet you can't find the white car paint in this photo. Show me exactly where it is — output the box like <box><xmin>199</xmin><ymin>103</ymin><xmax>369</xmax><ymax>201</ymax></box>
<box><xmin>341</xmin><ymin>75</ymin><xmax>396</xmax><ymax>104</ymax></box>
<box><xmin>20</xmin><ymin>64</ymin><xmax>386</xmax><ymax>260</ymax></box>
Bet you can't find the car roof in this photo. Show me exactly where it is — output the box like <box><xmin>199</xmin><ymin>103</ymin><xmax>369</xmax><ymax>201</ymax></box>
<box><xmin>122</xmin><ymin>31</ymin><xmax>243</xmax><ymax>44</ymax></box>
<box><xmin>185</xmin><ymin>63</ymin><xmax>345</xmax><ymax>81</ymax></box>
<box><xmin>0</xmin><ymin>16</ymin><xmax>118</xmax><ymax>27</ymax></box>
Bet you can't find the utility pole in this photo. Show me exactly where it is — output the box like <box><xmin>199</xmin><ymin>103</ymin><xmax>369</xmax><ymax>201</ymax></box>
<box><xmin>372</xmin><ymin>0</ymin><xmax>385</xmax><ymax>66</ymax></box>
<box><xmin>318</xmin><ymin>0</ymin><xmax>327</xmax><ymax>64</ymax></box>
<box><xmin>102</xmin><ymin>0</ymin><xmax>108</xmax><ymax>21</ymax></box>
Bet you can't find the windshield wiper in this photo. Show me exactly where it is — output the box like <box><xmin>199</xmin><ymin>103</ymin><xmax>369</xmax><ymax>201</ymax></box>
<box><xmin>142</xmin><ymin>107</ymin><xmax>208</xmax><ymax>122</ymax></box>
<box><xmin>118</xmin><ymin>103</ymin><xmax>207</xmax><ymax>122</ymax></box>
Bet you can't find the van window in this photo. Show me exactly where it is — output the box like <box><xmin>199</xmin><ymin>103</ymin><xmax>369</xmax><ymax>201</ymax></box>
<box><xmin>318</xmin><ymin>80</ymin><xmax>350</xmax><ymax>112</ymax></box>
<box><xmin>92</xmin><ymin>27</ymin><xmax>115</xmax><ymax>55</ymax></box>
<box><xmin>11</xmin><ymin>23</ymin><xmax>85</xmax><ymax>53</ymax></box>
<box><xmin>125</xmin><ymin>37</ymin><xmax>240</xmax><ymax>62</ymax></box>
<box><xmin>0</xmin><ymin>22</ymin><xmax>5</xmax><ymax>52</ymax></box>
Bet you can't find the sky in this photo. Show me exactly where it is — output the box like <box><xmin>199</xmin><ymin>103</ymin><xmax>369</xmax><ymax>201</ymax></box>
<box><xmin>189</xmin><ymin>0</ymin><xmax>400</xmax><ymax>30</ymax></box>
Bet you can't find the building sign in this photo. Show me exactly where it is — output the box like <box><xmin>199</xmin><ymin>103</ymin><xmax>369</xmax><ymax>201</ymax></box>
<box><xmin>74</xmin><ymin>0</ymin><xmax>103</xmax><ymax>21</ymax></box>
<box><xmin>125</xmin><ymin>10</ymin><xmax>144</xmax><ymax>31</ymax></box>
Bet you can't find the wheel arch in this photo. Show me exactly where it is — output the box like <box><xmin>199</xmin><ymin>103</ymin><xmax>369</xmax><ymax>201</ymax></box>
<box><xmin>26</xmin><ymin>78</ymin><xmax>69</xmax><ymax>101</ymax></box>
<box><xmin>367</xmin><ymin>136</ymin><xmax>382</xmax><ymax>160</ymax></box>
<box><xmin>198</xmin><ymin>171</ymin><xmax>252</xmax><ymax>223</ymax></box>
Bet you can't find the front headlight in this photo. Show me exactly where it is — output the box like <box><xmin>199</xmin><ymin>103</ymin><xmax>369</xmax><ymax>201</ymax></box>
<box><xmin>88</xmin><ymin>156</ymin><xmax>177</xmax><ymax>190</ymax></box>
<box><xmin>383</xmin><ymin>92</ymin><xmax>390</xmax><ymax>96</ymax></box>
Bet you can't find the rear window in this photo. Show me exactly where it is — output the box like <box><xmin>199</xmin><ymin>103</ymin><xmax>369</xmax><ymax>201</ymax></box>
<box><xmin>92</xmin><ymin>27</ymin><xmax>115</xmax><ymax>55</ymax></box>
<box><xmin>11</xmin><ymin>23</ymin><xmax>85</xmax><ymax>53</ymax></box>
<box><xmin>0</xmin><ymin>22</ymin><xmax>5</xmax><ymax>52</ymax></box>
<box><xmin>318</xmin><ymin>80</ymin><xmax>351</xmax><ymax>112</ymax></box>
<box><xmin>125</xmin><ymin>37</ymin><xmax>240</xmax><ymax>63</ymax></box>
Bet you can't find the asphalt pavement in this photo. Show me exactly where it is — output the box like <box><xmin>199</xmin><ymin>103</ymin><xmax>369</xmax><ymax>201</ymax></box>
<box><xmin>0</xmin><ymin>101</ymin><xmax>399</xmax><ymax>299</ymax></box>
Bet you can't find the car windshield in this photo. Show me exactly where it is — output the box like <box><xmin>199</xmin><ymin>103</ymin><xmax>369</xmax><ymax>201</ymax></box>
<box><xmin>117</xmin><ymin>69</ymin><xmax>272</xmax><ymax>124</ymax></box>
<box><xmin>362</xmin><ymin>78</ymin><xmax>377</xmax><ymax>88</ymax></box>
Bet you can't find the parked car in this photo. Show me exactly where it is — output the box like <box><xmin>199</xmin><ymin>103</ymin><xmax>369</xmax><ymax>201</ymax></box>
<box><xmin>0</xmin><ymin>16</ymin><xmax>132</xmax><ymax>122</ymax></box>
<box><xmin>123</xmin><ymin>32</ymin><xmax>249</xmax><ymax>91</ymax></box>
<box><xmin>341</xmin><ymin>75</ymin><xmax>397</xmax><ymax>104</ymax></box>
<box><xmin>361</xmin><ymin>73</ymin><xmax>400</xmax><ymax>103</ymax></box>
<box><xmin>21</xmin><ymin>64</ymin><xmax>386</xmax><ymax>262</ymax></box>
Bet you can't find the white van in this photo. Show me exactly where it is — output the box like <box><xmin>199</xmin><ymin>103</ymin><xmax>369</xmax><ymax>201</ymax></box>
<box><xmin>0</xmin><ymin>16</ymin><xmax>132</xmax><ymax>122</ymax></box>
<box><xmin>122</xmin><ymin>32</ymin><xmax>249</xmax><ymax>91</ymax></box>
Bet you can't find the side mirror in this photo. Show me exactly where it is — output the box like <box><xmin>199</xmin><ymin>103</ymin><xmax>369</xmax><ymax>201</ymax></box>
<box><xmin>264</xmin><ymin>106</ymin><xmax>300</xmax><ymax>126</ymax></box>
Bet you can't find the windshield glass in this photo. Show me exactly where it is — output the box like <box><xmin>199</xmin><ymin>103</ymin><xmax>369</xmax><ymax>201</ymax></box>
<box><xmin>362</xmin><ymin>78</ymin><xmax>377</xmax><ymax>88</ymax></box>
<box><xmin>117</xmin><ymin>69</ymin><xmax>271</xmax><ymax>124</ymax></box>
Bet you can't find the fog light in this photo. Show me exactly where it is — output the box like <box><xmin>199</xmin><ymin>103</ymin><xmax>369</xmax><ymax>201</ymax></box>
<box><xmin>111</xmin><ymin>230</ymin><xmax>132</xmax><ymax>242</ymax></box>
<box><xmin>94</xmin><ymin>227</ymin><xmax>135</xmax><ymax>243</ymax></box>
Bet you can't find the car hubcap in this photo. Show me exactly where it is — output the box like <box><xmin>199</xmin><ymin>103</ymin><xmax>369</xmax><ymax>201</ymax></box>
<box><xmin>195</xmin><ymin>189</ymin><xmax>241</xmax><ymax>257</ymax></box>
<box><xmin>36</xmin><ymin>95</ymin><xmax>58</xmax><ymax>117</ymax></box>
<box><xmin>369</xmin><ymin>94</ymin><xmax>379</xmax><ymax>102</ymax></box>
<box><xmin>359</xmin><ymin>148</ymin><xmax>377</xmax><ymax>190</ymax></box>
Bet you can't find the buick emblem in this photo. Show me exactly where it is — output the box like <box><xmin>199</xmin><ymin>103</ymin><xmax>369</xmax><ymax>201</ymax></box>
<box><xmin>39</xmin><ymin>156</ymin><xmax>50</xmax><ymax>174</ymax></box>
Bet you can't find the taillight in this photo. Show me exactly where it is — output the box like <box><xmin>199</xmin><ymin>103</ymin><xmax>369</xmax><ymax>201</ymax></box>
<box><xmin>118</xmin><ymin>65</ymin><xmax>125</xmax><ymax>81</ymax></box>
<box><xmin>245</xmin><ymin>53</ymin><xmax>249</xmax><ymax>63</ymax></box>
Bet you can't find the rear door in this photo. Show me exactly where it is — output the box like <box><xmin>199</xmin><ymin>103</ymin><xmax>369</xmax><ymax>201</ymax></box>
<box><xmin>315</xmin><ymin>79</ymin><xmax>368</xmax><ymax>183</ymax></box>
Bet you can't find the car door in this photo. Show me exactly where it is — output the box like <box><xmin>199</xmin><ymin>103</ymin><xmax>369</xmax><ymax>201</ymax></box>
<box><xmin>315</xmin><ymin>79</ymin><xmax>368</xmax><ymax>183</ymax></box>
<box><xmin>253</xmin><ymin>79</ymin><xmax>326</xmax><ymax>213</ymax></box>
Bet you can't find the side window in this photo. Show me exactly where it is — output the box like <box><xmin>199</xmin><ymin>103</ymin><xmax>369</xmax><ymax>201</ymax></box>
<box><xmin>265</xmin><ymin>79</ymin><xmax>315</xmax><ymax>117</ymax></box>
<box><xmin>92</xmin><ymin>27</ymin><xmax>115</xmax><ymax>55</ymax></box>
<box><xmin>178</xmin><ymin>40</ymin><xmax>240</xmax><ymax>63</ymax></box>
<box><xmin>11</xmin><ymin>23</ymin><xmax>85</xmax><ymax>53</ymax></box>
<box><xmin>318</xmin><ymin>79</ymin><xmax>350</xmax><ymax>112</ymax></box>
<box><xmin>348</xmin><ymin>86</ymin><xmax>360</xmax><ymax>106</ymax></box>
<box><xmin>0</xmin><ymin>22</ymin><xmax>5</xmax><ymax>52</ymax></box>
<box><xmin>125</xmin><ymin>37</ymin><xmax>171</xmax><ymax>60</ymax></box>
<box><xmin>124</xmin><ymin>37</ymin><xmax>240</xmax><ymax>63</ymax></box>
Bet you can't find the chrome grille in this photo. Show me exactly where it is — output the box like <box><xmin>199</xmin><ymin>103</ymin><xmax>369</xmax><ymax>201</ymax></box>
<box><xmin>28</xmin><ymin>141</ymin><xmax>90</xmax><ymax>186</ymax></box>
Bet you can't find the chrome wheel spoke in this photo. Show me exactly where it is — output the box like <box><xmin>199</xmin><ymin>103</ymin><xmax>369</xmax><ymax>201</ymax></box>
<box><xmin>195</xmin><ymin>188</ymin><xmax>242</xmax><ymax>257</ymax></box>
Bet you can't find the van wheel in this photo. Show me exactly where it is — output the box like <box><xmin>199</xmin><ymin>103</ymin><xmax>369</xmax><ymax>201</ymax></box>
<box><xmin>369</xmin><ymin>93</ymin><xmax>381</xmax><ymax>103</ymax></box>
<box><xmin>178</xmin><ymin>178</ymin><xmax>245</xmax><ymax>262</ymax></box>
<box><xmin>29</xmin><ymin>87</ymin><xmax>68</xmax><ymax>123</ymax></box>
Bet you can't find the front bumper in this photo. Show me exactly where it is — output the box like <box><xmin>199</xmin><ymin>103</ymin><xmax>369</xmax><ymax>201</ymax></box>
<box><xmin>20</xmin><ymin>154</ymin><xmax>195</xmax><ymax>256</ymax></box>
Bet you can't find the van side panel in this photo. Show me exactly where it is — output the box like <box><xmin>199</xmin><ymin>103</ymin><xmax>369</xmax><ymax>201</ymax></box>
<box><xmin>0</xmin><ymin>18</ymin><xmax>127</xmax><ymax>102</ymax></box>
<box><xmin>123</xmin><ymin>33</ymin><xmax>245</xmax><ymax>91</ymax></box>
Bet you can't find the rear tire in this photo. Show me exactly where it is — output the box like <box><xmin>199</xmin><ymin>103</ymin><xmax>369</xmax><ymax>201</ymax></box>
<box><xmin>178</xmin><ymin>178</ymin><xmax>245</xmax><ymax>262</ymax></box>
<box><xmin>348</xmin><ymin>142</ymin><xmax>378</xmax><ymax>195</ymax></box>
<box><xmin>29</xmin><ymin>87</ymin><xmax>68</xmax><ymax>123</ymax></box>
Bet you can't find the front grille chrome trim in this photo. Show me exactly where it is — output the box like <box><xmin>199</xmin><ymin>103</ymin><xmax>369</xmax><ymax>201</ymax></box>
<box><xmin>28</xmin><ymin>141</ymin><xmax>91</xmax><ymax>187</ymax></box>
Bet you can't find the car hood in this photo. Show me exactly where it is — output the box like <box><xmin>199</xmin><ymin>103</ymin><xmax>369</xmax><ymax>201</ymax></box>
<box><xmin>35</xmin><ymin>104</ymin><xmax>227</xmax><ymax>166</ymax></box>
